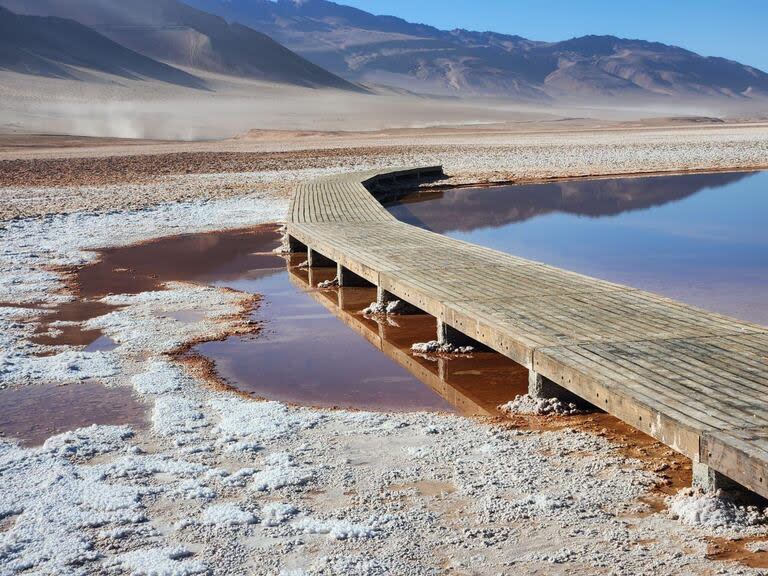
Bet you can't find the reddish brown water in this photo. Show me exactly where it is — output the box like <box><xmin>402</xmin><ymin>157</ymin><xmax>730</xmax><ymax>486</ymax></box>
<box><xmin>31</xmin><ymin>300</ymin><xmax>121</xmax><ymax>350</ymax></box>
<box><xmin>74</xmin><ymin>225</ymin><xmax>286</xmax><ymax>299</ymax></box>
<box><xmin>198</xmin><ymin>259</ymin><xmax>528</xmax><ymax>414</ymax></box>
<box><xmin>0</xmin><ymin>381</ymin><xmax>148</xmax><ymax>446</ymax></box>
<box><xmin>25</xmin><ymin>225</ymin><xmax>286</xmax><ymax>351</ymax></box>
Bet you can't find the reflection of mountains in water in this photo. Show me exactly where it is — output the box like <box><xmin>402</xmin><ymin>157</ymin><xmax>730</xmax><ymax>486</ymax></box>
<box><xmin>386</xmin><ymin>172</ymin><xmax>756</xmax><ymax>234</ymax></box>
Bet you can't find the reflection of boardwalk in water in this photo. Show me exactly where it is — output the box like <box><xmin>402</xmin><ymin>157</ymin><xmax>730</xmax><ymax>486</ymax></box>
<box><xmin>287</xmin><ymin>166</ymin><xmax>768</xmax><ymax>499</ymax></box>
<box><xmin>288</xmin><ymin>264</ymin><xmax>527</xmax><ymax>417</ymax></box>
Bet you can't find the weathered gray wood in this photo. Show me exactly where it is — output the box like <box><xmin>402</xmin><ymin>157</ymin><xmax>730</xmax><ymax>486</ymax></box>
<box><xmin>286</xmin><ymin>166</ymin><xmax>768</xmax><ymax>498</ymax></box>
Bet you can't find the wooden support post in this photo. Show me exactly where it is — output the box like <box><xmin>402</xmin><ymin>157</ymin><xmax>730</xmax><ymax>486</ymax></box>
<box><xmin>376</xmin><ymin>287</ymin><xmax>422</xmax><ymax>314</ymax></box>
<box><xmin>528</xmin><ymin>370</ymin><xmax>583</xmax><ymax>404</ymax></box>
<box><xmin>437</xmin><ymin>319</ymin><xmax>478</xmax><ymax>348</ymax></box>
<box><xmin>307</xmin><ymin>248</ymin><xmax>334</xmax><ymax>268</ymax></box>
<box><xmin>286</xmin><ymin>235</ymin><xmax>307</xmax><ymax>253</ymax></box>
<box><xmin>337</xmin><ymin>264</ymin><xmax>372</xmax><ymax>287</ymax></box>
<box><xmin>692</xmin><ymin>462</ymin><xmax>740</xmax><ymax>493</ymax></box>
<box><xmin>377</xmin><ymin>286</ymin><xmax>396</xmax><ymax>304</ymax></box>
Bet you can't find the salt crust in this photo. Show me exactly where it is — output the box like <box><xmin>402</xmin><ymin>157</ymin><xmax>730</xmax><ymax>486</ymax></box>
<box><xmin>499</xmin><ymin>394</ymin><xmax>581</xmax><ymax>416</ymax></box>
<box><xmin>668</xmin><ymin>488</ymin><xmax>768</xmax><ymax>528</ymax></box>
<box><xmin>201</xmin><ymin>503</ymin><xmax>257</xmax><ymax>527</ymax></box>
<box><xmin>2</xmin><ymin>190</ymin><xmax>768</xmax><ymax>574</ymax></box>
<box><xmin>108</xmin><ymin>546</ymin><xmax>208</xmax><ymax>576</ymax></box>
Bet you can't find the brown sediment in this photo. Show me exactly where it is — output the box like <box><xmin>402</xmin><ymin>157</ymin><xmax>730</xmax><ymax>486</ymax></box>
<box><xmin>504</xmin><ymin>409</ymin><xmax>691</xmax><ymax>510</ymax></box>
<box><xmin>0</xmin><ymin>147</ymin><xmax>412</xmax><ymax>188</ymax></box>
<box><xmin>0</xmin><ymin>301</ymin><xmax>44</xmax><ymax>309</ymax></box>
<box><xmin>389</xmin><ymin>480</ymin><xmax>457</xmax><ymax>497</ymax></box>
<box><xmin>706</xmin><ymin>536</ymin><xmax>768</xmax><ymax>569</ymax></box>
<box><xmin>168</xmin><ymin>289</ymin><xmax>264</xmax><ymax>401</ymax></box>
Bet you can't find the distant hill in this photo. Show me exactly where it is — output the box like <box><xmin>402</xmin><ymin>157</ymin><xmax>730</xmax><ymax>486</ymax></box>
<box><xmin>184</xmin><ymin>0</ymin><xmax>768</xmax><ymax>100</ymax></box>
<box><xmin>0</xmin><ymin>0</ymin><xmax>362</xmax><ymax>90</ymax></box>
<box><xmin>0</xmin><ymin>6</ymin><xmax>204</xmax><ymax>88</ymax></box>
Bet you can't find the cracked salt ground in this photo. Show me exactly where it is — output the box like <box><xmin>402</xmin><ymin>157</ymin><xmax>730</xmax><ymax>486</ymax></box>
<box><xmin>2</xmin><ymin>191</ymin><xmax>768</xmax><ymax>574</ymax></box>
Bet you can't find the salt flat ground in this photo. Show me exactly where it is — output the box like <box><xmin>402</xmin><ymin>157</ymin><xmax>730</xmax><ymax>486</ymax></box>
<box><xmin>2</xmin><ymin>121</ymin><xmax>768</xmax><ymax>574</ymax></box>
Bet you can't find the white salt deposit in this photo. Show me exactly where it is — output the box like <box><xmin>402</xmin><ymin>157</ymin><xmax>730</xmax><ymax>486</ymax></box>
<box><xmin>500</xmin><ymin>394</ymin><xmax>581</xmax><ymax>416</ymax></box>
<box><xmin>0</xmin><ymin>348</ymin><xmax>117</xmax><ymax>386</ymax></box>
<box><xmin>294</xmin><ymin>517</ymin><xmax>380</xmax><ymax>540</ymax></box>
<box><xmin>201</xmin><ymin>503</ymin><xmax>256</xmax><ymax>526</ymax></box>
<box><xmin>411</xmin><ymin>340</ymin><xmax>474</xmax><ymax>354</ymax></box>
<box><xmin>261</xmin><ymin>503</ymin><xmax>299</xmax><ymax>527</ymax></box>
<box><xmin>361</xmin><ymin>301</ymin><xmax>387</xmax><ymax>315</ymax></box>
<box><xmin>132</xmin><ymin>360</ymin><xmax>184</xmax><ymax>396</ymax></box>
<box><xmin>210</xmin><ymin>397</ymin><xmax>323</xmax><ymax>447</ymax></box>
<box><xmin>251</xmin><ymin>456</ymin><xmax>315</xmax><ymax>492</ymax></box>
<box><xmin>109</xmin><ymin>546</ymin><xmax>208</xmax><ymax>576</ymax></box>
<box><xmin>668</xmin><ymin>488</ymin><xmax>768</xmax><ymax>528</ymax></box>
<box><xmin>0</xmin><ymin>431</ymin><xmax>145</xmax><ymax>574</ymax></box>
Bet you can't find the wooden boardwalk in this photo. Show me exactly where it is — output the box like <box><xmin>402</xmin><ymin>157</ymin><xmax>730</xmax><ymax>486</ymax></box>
<box><xmin>287</xmin><ymin>166</ymin><xmax>768</xmax><ymax>497</ymax></box>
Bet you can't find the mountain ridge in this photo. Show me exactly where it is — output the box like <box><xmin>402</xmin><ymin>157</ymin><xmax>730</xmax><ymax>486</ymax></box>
<box><xmin>184</xmin><ymin>0</ymin><xmax>768</xmax><ymax>100</ymax></box>
<box><xmin>0</xmin><ymin>0</ymin><xmax>363</xmax><ymax>91</ymax></box>
<box><xmin>0</xmin><ymin>6</ymin><xmax>206</xmax><ymax>88</ymax></box>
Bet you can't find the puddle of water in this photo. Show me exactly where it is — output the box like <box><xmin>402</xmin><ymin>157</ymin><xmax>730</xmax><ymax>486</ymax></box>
<box><xmin>387</xmin><ymin>171</ymin><xmax>768</xmax><ymax>325</ymax></box>
<box><xmin>198</xmin><ymin>261</ymin><xmax>529</xmax><ymax>414</ymax></box>
<box><xmin>74</xmin><ymin>225</ymin><xmax>286</xmax><ymax>299</ymax></box>
<box><xmin>30</xmin><ymin>300</ymin><xmax>121</xmax><ymax>350</ymax></box>
<box><xmin>198</xmin><ymin>267</ymin><xmax>460</xmax><ymax>413</ymax></box>
<box><xmin>0</xmin><ymin>381</ymin><xmax>148</xmax><ymax>447</ymax></box>
<box><xmin>28</xmin><ymin>225</ymin><xmax>286</xmax><ymax>351</ymax></box>
<box><xmin>165</xmin><ymin>309</ymin><xmax>207</xmax><ymax>324</ymax></box>
<box><xmin>84</xmin><ymin>335</ymin><xmax>118</xmax><ymax>352</ymax></box>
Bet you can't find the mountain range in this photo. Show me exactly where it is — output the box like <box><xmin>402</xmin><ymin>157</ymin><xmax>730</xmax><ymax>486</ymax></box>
<box><xmin>187</xmin><ymin>0</ymin><xmax>768</xmax><ymax>100</ymax></box>
<box><xmin>0</xmin><ymin>0</ymin><xmax>360</xmax><ymax>90</ymax></box>
<box><xmin>0</xmin><ymin>6</ymin><xmax>205</xmax><ymax>88</ymax></box>
<box><xmin>2</xmin><ymin>0</ymin><xmax>767</xmax><ymax>101</ymax></box>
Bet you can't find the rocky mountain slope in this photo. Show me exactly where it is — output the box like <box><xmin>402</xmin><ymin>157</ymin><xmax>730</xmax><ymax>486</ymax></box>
<box><xmin>0</xmin><ymin>6</ymin><xmax>204</xmax><ymax>88</ymax></box>
<box><xmin>185</xmin><ymin>0</ymin><xmax>768</xmax><ymax>100</ymax></box>
<box><xmin>0</xmin><ymin>0</ymin><xmax>361</xmax><ymax>90</ymax></box>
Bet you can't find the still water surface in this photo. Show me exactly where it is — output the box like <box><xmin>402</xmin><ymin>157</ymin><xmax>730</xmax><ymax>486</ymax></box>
<box><xmin>386</xmin><ymin>171</ymin><xmax>768</xmax><ymax>325</ymax></box>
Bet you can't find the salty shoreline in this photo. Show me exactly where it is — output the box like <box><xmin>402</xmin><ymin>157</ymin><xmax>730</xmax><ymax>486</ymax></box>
<box><xmin>2</xmin><ymin>128</ymin><xmax>768</xmax><ymax>574</ymax></box>
<box><xmin>1</xmin><ymin>122</ymin><xmax>768</xmax><ymax>221</ymax></box>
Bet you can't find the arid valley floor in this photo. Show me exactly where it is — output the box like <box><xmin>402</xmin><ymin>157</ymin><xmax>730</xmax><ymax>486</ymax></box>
<box><xmin>2</xmin><ymin>120</ymin><xmax>768</xmax><ymax>575</ymax></box>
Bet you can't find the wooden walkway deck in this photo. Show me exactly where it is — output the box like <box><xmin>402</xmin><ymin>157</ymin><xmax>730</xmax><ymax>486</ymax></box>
<box><xmin>287</xmin><ymin>166</ymin><xmax>768</xmax><ymax>497</ymax></box>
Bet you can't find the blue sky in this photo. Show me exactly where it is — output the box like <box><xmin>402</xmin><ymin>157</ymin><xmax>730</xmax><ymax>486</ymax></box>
<box><xmin>340</xmin><ymin>0</ymin><xmax>768</xmax><ymax>71</ymax></box>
